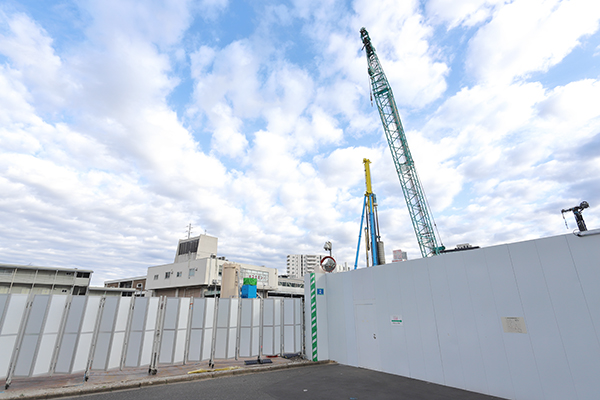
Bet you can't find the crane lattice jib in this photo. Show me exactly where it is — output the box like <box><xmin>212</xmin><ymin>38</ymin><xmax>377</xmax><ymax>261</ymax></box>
<box><xmin>360</xmin><ymin>27</ymin><xmax>442</xmax><ymax>257</ymax></box>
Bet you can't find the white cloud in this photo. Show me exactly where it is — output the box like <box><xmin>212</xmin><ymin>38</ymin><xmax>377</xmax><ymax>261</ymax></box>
<box><xmin>467</xmin><ymin>0</ymin><xmax>600</xmax><ymax>84</ymax></box>
<box><xmin>0</xmin><ymin>12</ymin><xmax>70</xmax><ymax>109</ymax></box>
<box><xmin>1</xmin><ymin>0</ymin><xmax>600</xmax><ymax>285</ymax></box>
<box><xmin>426</xmin><ymin>0</ymin><xmax>507</xmax><ymax>28</ymax></box>
<box><xmin>352</xmin><ymin>0</ymin><xmax>449</xmax><ymax>107</ymax></box>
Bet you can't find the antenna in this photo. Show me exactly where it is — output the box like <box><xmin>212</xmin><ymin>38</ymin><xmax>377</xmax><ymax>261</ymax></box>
<box><xmin>185</xmin><ymin>223</ymin><xmax>194</xmax><ymax>239</ymax></box>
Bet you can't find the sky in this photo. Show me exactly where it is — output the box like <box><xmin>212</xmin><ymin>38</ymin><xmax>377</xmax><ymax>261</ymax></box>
<box><xmin>1</xmin><ymin>0</ymin><xmax>599</xmax><ymax>286</ymax></box>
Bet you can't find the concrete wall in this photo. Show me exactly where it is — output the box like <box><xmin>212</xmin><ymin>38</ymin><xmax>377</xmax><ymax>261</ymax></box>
<box><xmin>306</xmin><ymin>232</ymin><xmax>600</xmax><ymax>400</ymax></box>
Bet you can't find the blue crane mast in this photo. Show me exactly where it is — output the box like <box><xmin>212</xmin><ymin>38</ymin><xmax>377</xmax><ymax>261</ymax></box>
<box><xmin>360</xmin><ymin>27</ymin><xmax>444</xmax><ymax>258</ymax></box>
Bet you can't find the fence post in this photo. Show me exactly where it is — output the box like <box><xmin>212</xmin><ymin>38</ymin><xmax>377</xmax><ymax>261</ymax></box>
<box><xmin>49</xmin><ymin>295</ymin><xmax>72</xmax><ymax>375</ymax></box>
<box><xmin>149</xmin><ymin>296</ymin><xmax>166</xmax><ymax>375</ymax></box>
<box><xmin>4</xmin><ymin>293</ymin><xmax>34</xmax><ymax>389</ymax></box>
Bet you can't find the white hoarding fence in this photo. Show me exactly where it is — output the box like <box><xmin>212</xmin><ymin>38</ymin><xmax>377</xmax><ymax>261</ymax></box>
<box><xmin>0</xmin><ymin>294</ymin><xmax>304</xmax><ymax>389</ymax></box>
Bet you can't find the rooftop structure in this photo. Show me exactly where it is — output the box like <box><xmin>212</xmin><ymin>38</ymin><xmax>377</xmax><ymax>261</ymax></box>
<box><xmin>145</xmin><ymin>234</ymin><xmax>278</xmax><ymax>298</ymax></box>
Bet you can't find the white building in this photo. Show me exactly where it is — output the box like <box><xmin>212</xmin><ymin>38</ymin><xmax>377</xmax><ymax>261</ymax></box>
<box><xmin>145</xmin><ymin>234</ymin><xmax>278</xmax><ymax>298</ymax></box>
<box><xmin>0</xmin><ymin>263</ymin><xmax>92</xmax><ymax>295</ymax></box>
<box><xmin>270</xmin><ymin>275</ymin><xmax>304</xmax><ymax>298</ymax></box>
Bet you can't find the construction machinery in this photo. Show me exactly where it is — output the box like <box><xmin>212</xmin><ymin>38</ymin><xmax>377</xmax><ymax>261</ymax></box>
<box><xmin>354</xmin><ymin>158</ymin><xmax>385</xmax><ymax>268</ymax></box>
<box><xmin>360</xmin><ymin>27</ymin><xmax>444</xmax><ymax>258</ymax></box>
<box><xmin>562</xmin><ymin>201</ymin><xmax>590</xmax><ymax>232</ymax></box>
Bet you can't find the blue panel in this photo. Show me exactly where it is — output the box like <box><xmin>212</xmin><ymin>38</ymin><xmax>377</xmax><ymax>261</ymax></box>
<box><xmin>92</xmin><ymin>332</ymin><xmax>111</xmax><ymax>370</ymax></box>
<box><xmin>54</xmin><ymin>333</ymin><xmax>77</xmax><ymax>373</ymax></box>
<box><xmin>99</xmin><ymin>297</ymin><xmax>118</xmax><ymax>332</ymax></box>
<box><xmin>159</xmin><ymin>330</ymin><xmax>175</xmax><ymax>364</ymax></box>
<box><xmin>217</xmin><ymin>299</ymin><xmax>230</xmax><ymax>328</ymax></box>
<box><xmin>125</xmin><ymin>331</ymin><xmax>143</xmax><ymax>367</ymax></box>
<box><xmin>187</xmin><ymin>330</ymin><xmax>203</xmax><ymax>361</ymax></box>
<box><xmin>14</xmin><ymin>295</ymin><xmax>50</xmax><ymax>376</ymax></box>
<box><xmin>64</xmin><ymin>297</ymin><xmax>86</xmax><ymax>333</ymax></box>
<box><xmin>0</xmin><ymin>294</ymin><xmax>7</xmax><ymax>325</ymax></box>
<box><xmin>191</xmin><ymin>299</ymin><xmax>205</xmax><ymax>329</ymax></box>
<box><xmin>25</xmin><ymin>295</ymin><xmax>49</xmax><ymax>334</ymax></box>
<box><xmin>14</xmin><ymin>335</ymin><xmax>38</xmax><ymax>376</ymax></box>
<box><xmin>130</xmin><ymin>297</ymin><xmax>148</xmax><ymax>329</ymax></box>
<box><xmin>163</xmin><ymin>298</ymin><xmax>179</xmax><ymax>330</ymax></box>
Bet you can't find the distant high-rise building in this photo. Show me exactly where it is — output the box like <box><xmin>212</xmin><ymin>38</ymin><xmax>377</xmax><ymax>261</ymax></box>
<box><xmin>286</xmin><ymin>254</ymin><xmax>322</xmax><ymax>278</ymax></box>
<box><xmin>286</xmin><ymin>255</ymin><xmax>349</xmax><ymax>277</ymax></box>
<box><xmin>392</xmin><ymin>249</ymin><xmax>408</xmax><ymax>262</ymax></box>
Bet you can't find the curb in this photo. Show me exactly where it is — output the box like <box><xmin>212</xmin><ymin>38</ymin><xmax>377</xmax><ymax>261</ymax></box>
<box><xmin>0</xmin><ymin>360</ymin><xmax>336</xmax><ymax>400</ymax></box>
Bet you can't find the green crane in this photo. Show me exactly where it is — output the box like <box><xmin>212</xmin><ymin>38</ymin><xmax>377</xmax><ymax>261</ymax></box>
<box><xmin>360</xmin><ymin>27</ymin><xmax>444</xmax><ymax>258</ymax></box>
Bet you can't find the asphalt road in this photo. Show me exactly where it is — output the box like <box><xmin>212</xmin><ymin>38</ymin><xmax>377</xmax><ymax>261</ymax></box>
<box><xmin>63</xmin><ymin>363</ymin><xmax>504</xmax><ymax>400</ymax></box>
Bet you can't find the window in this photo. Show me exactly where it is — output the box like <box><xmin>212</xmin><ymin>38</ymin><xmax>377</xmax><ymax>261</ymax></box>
<box><xmin>76</xmin><ymin>272</ymin><xmax>90</xmax><ymax>278</ymax></box>
<box><xmin>189</xmin><ymin>268</ymin><xmax>195</xmax><ymax>277</ymax></box>
<box><xmin>154</xmin><ymin>274</ymin><xmax>159</xmax><ymax>280</ymax></box>
<box><xmin>165</xmin><ymin>272</ymin><xmax>171</xmax><ymax>279</ymax></box>
<box><xmin>176</xmin><ymin>271</ymin><xmax>182</xmax><ymax>277</ymax></box>
<box><xmin>177</xmin><ymin>238</ymin><xmax>199</xmax><ymax>255</ymax></box>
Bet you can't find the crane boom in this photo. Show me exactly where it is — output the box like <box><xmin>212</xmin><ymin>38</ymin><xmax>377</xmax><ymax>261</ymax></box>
<box><xmin>360</xmin><ymin>27</ymin><xmax>444</xmax><ymax>257</ymax></box>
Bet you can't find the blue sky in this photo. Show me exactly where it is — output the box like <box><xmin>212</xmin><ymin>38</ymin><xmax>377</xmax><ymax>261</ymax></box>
<box><xmin>1</xmin><ymin>0</ymin><xmax>599</xmax><ymax>285</ymax></box>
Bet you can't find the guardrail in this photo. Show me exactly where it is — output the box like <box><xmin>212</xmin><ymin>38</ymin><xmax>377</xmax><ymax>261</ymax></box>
<box><xmin>0</xmin><ymin>294</ymin><xmax>304</xmax><ymax>389</ymax></box>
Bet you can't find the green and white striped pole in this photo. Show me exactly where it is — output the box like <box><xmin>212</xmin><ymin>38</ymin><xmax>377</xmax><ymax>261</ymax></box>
<box><xmin>309</xmin><ymin>273</ymin><xmax>318</xmax><ymax>361</ymax></box>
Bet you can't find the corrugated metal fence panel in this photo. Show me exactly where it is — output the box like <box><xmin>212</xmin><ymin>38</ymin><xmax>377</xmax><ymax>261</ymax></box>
<box><xmin>187</xmin><ymin>298</ymin><xmax>206</xmax><ymax>362</ymax></box>
<box><xmin>72</xmin><ymin>296</ymin><xmax>101</xmax><ymax>374</ymax></box>
<box><xmin>215</xmin><ymin>298</ymin><xmax>232</xmax><ymax>359</ymax></box>
<box><xmin>0</xmin><ymin>294</ymin><xmax>30</xmax><ymax>379</ymax></box>
<box><xmin>92</xmin><ymin>297</ymin><xmax>118</xmax><ymax>371</ymax></box>
<box><xmin>262</xmin><ymin>298</ymin><xmax>282</xmax><ymax>356</ymax></box>
<box><xmin>239</xmin><ymin>299</ymin><xmax>260</xmax><ymax>357</ymax></box>
<box><xmin>13</xmin><ymin>295</ymin><xmax>50</xmax><ymax>377</ymax></box>
<box><xmin>173</xmin><ymin>297</ymin><xmax>190</xmax><ymax>364</ymax></box>
<box><xmin>54</xmin><ymin>296</ymin><xmax>86</xmax><ymax>374</ymax></box>
<box><xmin>282</xmin><ymin>298</ymin><xmax>302</xmax><ymax>354</ymax></box>
<box><xmin>201</xmin><ymin>298</ymin><xmax>215</xmax><ymax>361</ymax></box>
<box><xmin>33</xmin><ymin>295</ymin><xmax>68</xmax><ymax>376</ymax></box>
<box><xmin>124</xmin><ymin>297</ymin><xmax>148</xmax><ymax>368</ymax></box>
<box><xmin>1</xmin><ymin>294</ymin><xmax>305</xmax><ymax>384</ymax></box>
<box><xmin>140</xmin><ymin>297</ymin><xmax>160</xmax><ymax>366</ymax></box>
<box><xmin>107</xmin><ymin>297</ymin><xmax>132</xmax><ymax>370</ymax></box>
<box><xmin>159</xmin><ymin>298</ymin><xmax>180</xmax><ymax>364</ymax></box>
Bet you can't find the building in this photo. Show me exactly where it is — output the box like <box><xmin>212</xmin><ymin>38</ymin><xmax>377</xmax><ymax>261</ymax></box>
<box><xmin>392</xmin><ymin>249</ymin><xmax>408</xmax><ymax>262</ymax></box>
<box><xmin>144</xmin><ymin>234</ymin><xmax>278</xmax><ymax>298</ymax></box>
<box><xmin>88</xmin><ymin>286</ymin><xmax>138</xmax><ymax>297</ymax></box>
<box><xmin>0</xmin><ymin>263</ymin><xmax>92</xmax><ymax>295</ymax></box>
<box><xmin>104</xmin><ymin>276</ymin><xmax>147</xmax><ymax>296</ymax></box>
<box><xmin>270</xmin><ymin>275</ymin><xmax>304</xmax><ymax>298</ymax></box>
<box><xmin>286</xmin><ymin>254</ymin><xmax>349</xmax><ymax>278</ymax></box>
<box><xmin>286</xmin><ymin>254</ymin><xmax>323</xmax><ymax>278</ymax></box>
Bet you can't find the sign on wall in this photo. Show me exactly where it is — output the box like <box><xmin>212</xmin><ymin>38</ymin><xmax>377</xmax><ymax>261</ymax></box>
<box><xmin>242</xmin><ymin>269</ymin><xmax>270</xmax><ymax>283</ymax></box>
